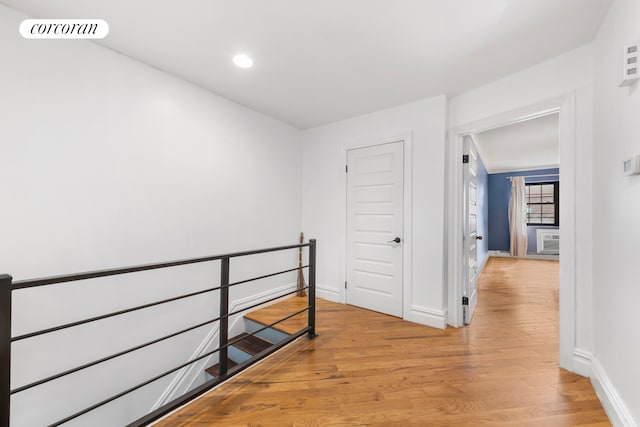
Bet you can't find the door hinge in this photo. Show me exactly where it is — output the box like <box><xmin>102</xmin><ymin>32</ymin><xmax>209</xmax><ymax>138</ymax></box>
<box><xmin>345</xmin><ymin>281</ymin><xmax>347</xmax><ymax>289</ymax></box>
<box><xmin>345</xmin><ymin>164</ymin><xmax>348</xmax><ymax>173</ymax></box>
<box><xmin>462</xmin><ymin>296</ymin><xmax>469</xmax><ymax>306</ymax></box>
<box><xmin>462</xmin><ymin>155</ymin><xmax>469</xmax><ymax>164</ymax></box>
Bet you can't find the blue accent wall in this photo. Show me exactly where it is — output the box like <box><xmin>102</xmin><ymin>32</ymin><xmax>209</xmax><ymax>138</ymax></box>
<box><xmin>476</xmin><ymin>153</ymin><xmax>489</xmax><ymax>265</ymax></box>
<box><xmin>488</xmin><ymin>168</ymin><xmax>559</xmax><ymax>254</ymax></box>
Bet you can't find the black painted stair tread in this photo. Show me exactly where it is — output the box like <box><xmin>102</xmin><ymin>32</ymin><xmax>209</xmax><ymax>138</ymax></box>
<box><xmin>205</xmin><ymin>359</ymin><xmax>238</xmax><ymax>377</ymax></box>
<box><xmin>232</xmin><ymin>333</ymin><xmax>273</xmax><ymax>355</ymax></box>
<box><xmin>204</xmin><ymin>333</ymin><xmax>274</xmax><ymax>377</ymax></box>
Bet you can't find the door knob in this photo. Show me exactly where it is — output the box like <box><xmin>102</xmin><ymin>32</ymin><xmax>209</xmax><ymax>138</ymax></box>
<box><xmin>476</xmin><ymin>235</ymin><xmax>483</xmax><ymax>240</ymax></box>
<box><xmin>388</xmin><ymin>237</ymin><xmax>401</xmax><ymax>243</ymax></box>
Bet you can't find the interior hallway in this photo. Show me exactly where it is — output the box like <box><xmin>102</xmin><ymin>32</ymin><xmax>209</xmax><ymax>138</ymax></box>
<box><xmin>157</xmin><ymin>258</ymin><xmax>608</xmax><ymax>426</ymax></box>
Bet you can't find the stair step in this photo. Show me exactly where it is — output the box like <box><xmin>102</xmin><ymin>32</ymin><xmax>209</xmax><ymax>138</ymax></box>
<box><xmin>244</xmin><ymin>297</ymin><xmax>309</xmax><ymax>335</ymax></box>
<box><xmin>204</xmin><ymin>333</ymin><xmax>274</xmax><ymax>378</ymax></box>
<box><xmin>205</xmin><ymin>359</ymin><xmax>238</xmax><ymax>377</ymax></box>
<box><xmin>244</xmin><ymin>318</ymin><xmax>289</xmax><ymax>343</ymax></box>
<box><xmin>231</xmin><ymin>333</ymin><xmax>273</xmax><ymax>355</ymax></box>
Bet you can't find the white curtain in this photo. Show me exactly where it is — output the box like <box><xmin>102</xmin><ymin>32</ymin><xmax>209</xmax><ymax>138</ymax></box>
<box><xmin>508</xmin><ymin>176</ymin><xmax>528</xmax><ymax>256</ymax></box>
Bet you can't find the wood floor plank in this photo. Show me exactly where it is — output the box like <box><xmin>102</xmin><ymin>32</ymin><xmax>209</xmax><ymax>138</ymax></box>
<box><xmin>156</xmin><ymin>257</ymin><xmax>609</xmax><ymax>426</ymax></box>
<box><xmin>244</xmin><ymin>296</ymin><xmax>309</xmax><ymax>334</ymax></box>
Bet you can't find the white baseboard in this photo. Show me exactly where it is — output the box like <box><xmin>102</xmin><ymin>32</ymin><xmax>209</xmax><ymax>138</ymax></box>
<box><xmin>478</xmin><ymin>252</ymin><xmax>490</xmax><ymax>276</ymax></box>
<box><xmin>488</xmin><ymin>250</ymin><xmax>559</xmax><ymax>261</ymax></box>
<box><xmin>316</xmin><ymin>284</ymin><xmax>340</xmax><ymax>302</ymax></box>
<box><xmin>572</xmin><ymin>348</ymin><xmax>593</xmax><ymax>378</ymax></box>
<box><xmin>150</xmin><ymin>282</ymin><xmax>297</xmax><ymax>411</ymax></box>
<box><xmin>319</xmin><ymin>284</ymin><xmax>447</xmax><ymax>330</ymax></box>
<box><xmin>409</xmin><ymin>305</ymin><xmax>447</xmax><ymax>329</ymax></box>
<box><xmin>590</xmin><ymin>355</ymin><xmax>638</xmax><ymax>427</ymax></box>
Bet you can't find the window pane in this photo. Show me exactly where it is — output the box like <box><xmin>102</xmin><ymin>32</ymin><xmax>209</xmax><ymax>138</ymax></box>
<box><xmin>542</xmin><ymin>205</ymin><xmax>555</xmax><ymax>215</ymax></box>
<box><xmin>526</xmin><ymin>182</ymin><xmax>558</xmax><ymax>225</ymax></box>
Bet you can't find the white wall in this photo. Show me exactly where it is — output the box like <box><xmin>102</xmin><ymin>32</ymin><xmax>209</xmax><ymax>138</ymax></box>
<box><xmin>592</xmin><ymin>0</ymin><xmax>640</xmax><ymax>424</ymax></box>
<box><xmin>0</xmin><ymin>4</ymin><xmax>302</xmax><ymax>426</ymax></box>
<box><xmin>5</xmin><ymin>0</ymin><xmax>637</xmax><ymax>424</ymax></box>
<box><xmin>448</xmin><ymin>44</ymin><xmax>595</xmax><ymax>367</ymax></box>
<box><xmin>301</xmin><ymin>96</ymin><xmax>448</xmax><ymax>328</ymax></box>
<box><xmin>449</xmin><ymin>44</ymin><xmax>594</xmax><ymax>125</ymax></box>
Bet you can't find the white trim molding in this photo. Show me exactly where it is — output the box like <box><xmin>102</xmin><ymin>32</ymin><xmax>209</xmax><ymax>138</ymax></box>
<box><xmin>572</xmin><ymin>348</ymin><xmax>593</xmax><ymax>378</ymax></box>
<box><xmin>487</xmin><ymin>250</ymin><xmax>560</xmax><ymax>261</ymax></box>
<box><xmin>591</xmin><ymin>355</ymin><xmax>639</xmax><ymax>427</ymax></box>
<box><xmin>339</xmin><ymin>132</ymin><xmax>413</xmax><ymax>320</ymax></box>
<box><xmin>477</xmin><ymin>252</ymin><xmax>490</xmax><ymax>277</ymax></box>
<box><xmin>410</xmin><ymin>305</ymin><xmax>447</xmax><ymax>329</ymax></box>
<box><xmin>446</xmin><ymin>94</ymin><xmax>578</xmax><ymax>375</ymax></box>
<box><xmin>316</xmin><ymin>284</ymin><xmax>340</xmax><ymax>302</ymax></box>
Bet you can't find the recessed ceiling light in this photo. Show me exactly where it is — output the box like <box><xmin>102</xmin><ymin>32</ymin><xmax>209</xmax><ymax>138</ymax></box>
<box><xmin>233</xmin><ymin>54</ymin><xmax>253</xmax><ymax>68</ymax></box>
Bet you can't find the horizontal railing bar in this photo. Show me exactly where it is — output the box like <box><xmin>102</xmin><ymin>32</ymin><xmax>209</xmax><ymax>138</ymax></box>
<box><xmin>227</xmin><ymin>265</ymin><xmax>308</xmax><ymax>288</ymax></box>
<box><xmin>12</xmin><ymin>265</ymin><xmax>308</xmax><ymax>343</ymax></box>
<box><xmin>129</xmin><ymin>325</ymin><xmax>312</xmax><ymax>427</ymax></box>
<box><xmin>48</xmin><ymin>306</ymin><xmax>310</xmax><ymax>427</ymax></box>
<box><xmin>13</xmin><ymin>243</ymin><xmax>310</xmax><ymax>289</ymax></box>
<box><xmin>222</xmin><ymin>325</ymin><xmax>311</xmax><ymax>377</ymax></box>
<box><xmin>11</xmin><ymin>287</ymin><xmax>223</xmax><ymax>343</ymax></box>
<box><xmin>10</xmin><ymin>312</ymin><xmax>223</xmax><ymax>395</ymax></box>
<box><xmin>227</xmin><ymin>286</ymin><xmax>310</xmax><ymax>319</ymax></box>
<box><xmin>225</xmin><ymin>305</ymin><xmax>309</xmax><ymax>350</ymax></box>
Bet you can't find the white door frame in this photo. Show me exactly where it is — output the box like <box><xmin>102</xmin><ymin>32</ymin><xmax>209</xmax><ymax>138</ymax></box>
<box><xmin>446</xmin><ymin>93</ymin><xmax>576</xmax><ymax>370</ymax></box>
<box><xmin>340</xmin><ymin>133</ymin><xmax>413</xmax><ymax>320</ymax></box>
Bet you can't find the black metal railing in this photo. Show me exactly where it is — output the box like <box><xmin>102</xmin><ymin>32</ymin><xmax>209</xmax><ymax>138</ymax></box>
<box><xmin>0</xmin><ymin>239</ymin><xmax>317</xmax><ymax>426</ymax></box>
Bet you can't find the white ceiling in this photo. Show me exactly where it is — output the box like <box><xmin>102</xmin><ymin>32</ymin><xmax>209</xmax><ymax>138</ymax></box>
<box><xmin>2</xmin><ymin>0</ymin><xmax>612</xmax><ymax>128</ymax></box>
<box><xmin>474</xmin><ymin>113</ymin><xmax>559</xmax><ymax>174</ymax></box>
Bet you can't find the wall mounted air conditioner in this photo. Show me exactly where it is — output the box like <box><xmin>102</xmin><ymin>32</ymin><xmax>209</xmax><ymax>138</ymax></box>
<box><xmin>537</xmin><ymin>229</ymin><xmax>560</xmax><ymax>254</ymax></box>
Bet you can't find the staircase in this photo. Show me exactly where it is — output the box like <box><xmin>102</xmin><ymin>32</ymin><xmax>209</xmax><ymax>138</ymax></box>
<box><xmin>204</xmin><ymin>315</ymin><xmax>290</xmax><ymax>379</ymax></box>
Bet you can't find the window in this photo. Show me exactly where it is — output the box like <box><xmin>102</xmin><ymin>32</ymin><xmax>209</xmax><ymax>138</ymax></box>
<box><xmin>525</xmin><ymin>182</ymin><xmax>559</xmax><ymax>226</ymax></box>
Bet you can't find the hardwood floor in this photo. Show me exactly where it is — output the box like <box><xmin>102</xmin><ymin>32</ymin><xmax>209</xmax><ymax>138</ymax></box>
<box><xmin>156</xmin><ymin>257</ymin><xmax>609</xmax><ymax>426</ymax></box>
<box><xmin>244</xmin><ymin>295</ymin><xmax>308</xmax><ymax>335</ymax></box>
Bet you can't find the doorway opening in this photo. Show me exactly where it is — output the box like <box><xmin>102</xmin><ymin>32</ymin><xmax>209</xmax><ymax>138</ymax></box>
<box><xmin>462</xmin><ymin>112</ymin><xmax>560</xmax><ymax>324</ymax></box>
<box><xmin>447</xmin><ymin>94</ymin><xmax>577</xmax><ymax>370</ymax></box>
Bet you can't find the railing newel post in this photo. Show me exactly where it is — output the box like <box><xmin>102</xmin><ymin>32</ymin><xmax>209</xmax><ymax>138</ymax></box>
<box><xmin>1</xmin><ymin>274</ymin><xmax>12</xmax><ymax>427</ymax></box>
<box><xmin>219</xmin><ymin>258</ymin><xmax>230</xmax><ymax>377</ymax></box>
<box><xmin>308</xmin><ymin>239</ymin><xmax>317</xmax><ymax>339</ymax></box>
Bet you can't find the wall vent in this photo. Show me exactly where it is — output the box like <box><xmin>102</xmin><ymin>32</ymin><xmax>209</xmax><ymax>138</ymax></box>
<box><xmin>620</xmin><ymin>41</ymin><xmax>639</xmax><ymax>87</ymax></box>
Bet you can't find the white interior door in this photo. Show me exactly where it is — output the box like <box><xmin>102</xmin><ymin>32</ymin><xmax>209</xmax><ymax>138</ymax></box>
<box><xmin>463</xmin><ymin>136</ymin><xmax>480</xmax><ymax>324</ymax></box>
<box><xmin>346</xmin><ymin>141</ymin><xmax>403</xmax><ymax>317</ymax></box>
